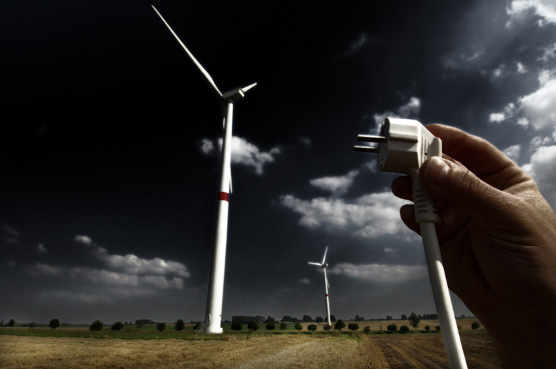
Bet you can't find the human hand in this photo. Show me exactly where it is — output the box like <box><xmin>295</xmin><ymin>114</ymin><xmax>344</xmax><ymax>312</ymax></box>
<box><xmin>391</xmin><ymin>124</ymin><xmax>556</xmax><ymax>368</ymax></box>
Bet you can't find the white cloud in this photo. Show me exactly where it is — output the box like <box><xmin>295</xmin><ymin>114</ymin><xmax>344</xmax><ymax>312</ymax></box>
<box><xmin>517</xmin><ymin>62</ymin><xmax>528</xmax><ymax>74</ymax></box>
<box><xmin>200</xmin><ymin>138</ymin><xmax>214</xmax><ymax>154</ymax></box>
<box><xmin>298</xmin><ymin>277</ymin><xmax>311</xmax><ymax>285</ymax></box>
<box><xmin>522</xmin><ymin>144</ymin><xmax>556</xmax><ymax>207</ymax></box>
<box><xmin>503</xmin><ymin>144</ymin><xmax>522</xmax><ymax>162</ymax></box>
<box><xmin>328</xmin><ymin>263</ymin><xmax>427</xmax><ymax>283</ymax></box>
<box><xmin>507</xmin><ymin>0</ymin><xmax>556</xmax><ymax>26</ymax></box>
<box><xmin>540</xmin><ymin>43</ymin><xmax>556</xmax><ymax>62</ymax></box>
<box><xmin>280</xmin><ymin>191</ymin><xmax>412</xmax><ymax>240</ymax></box>
<box><xmin>309</xmin><ymin>170</ymin><xmax>359</xmax><ymax>196</ymax></box>
<box><xmin>489</xmin><ymin>112</ymin><xmax>507</xmax><ymax>123</ymax></box>
<box><xmin>343</xmin><ymin>32</ymin><xmax>368</xmax><ymax>57</ymax></box>
<box><xmin>530</xmin><ymin>135</ymin><xmax>553</xmax><ymax>151</ymax></box>
<box><xmin>37</xmin><ymin>243</ymin><xmax>48</xmax><ymax>255</ymax></box>
<box><xmin>520</xmin><ymin>77</ymin><xmax>556</xmax><ymax>130</ymax></box>
<box><xmin>199</xmin><ymin>136</ymin><xmax>281</xmax><ymax>175</ymax></box>
<box><xmin>74</xmin><ymin>235</ymin><xmax>93</xmax><ymax>245</ymax></box>
<box><xmin>94</xmin><ymin>247</ymin><xmax>190</xmax><ymax>278</ymax></box>
<box><xmin>30</xmin><ymin>263</ymin><xmax>61</xmax><ymax>276</ymax></box>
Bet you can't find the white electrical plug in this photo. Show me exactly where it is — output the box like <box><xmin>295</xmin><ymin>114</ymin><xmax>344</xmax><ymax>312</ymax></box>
<box><xmin>354</xmin><ymin>117</ymin><xmax>468</xmax><ymax>369</ymax></box>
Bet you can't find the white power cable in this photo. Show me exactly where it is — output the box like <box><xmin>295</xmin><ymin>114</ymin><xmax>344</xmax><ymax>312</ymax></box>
<box><xmin>354</xmin><ymin>118</ymin><xmax>468</xmax><ymax>369</ymax></box>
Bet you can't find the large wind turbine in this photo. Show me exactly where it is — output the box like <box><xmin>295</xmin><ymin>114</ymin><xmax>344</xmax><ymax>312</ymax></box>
<box><xmin>308</xmin><ymin>247</ymin><xmax>332</xmax><ymax>326</ymax></box>
<box><xmin>152</xmin><ymin>4</ymin><xmax>257</xmax><ymax>334</ymax></box>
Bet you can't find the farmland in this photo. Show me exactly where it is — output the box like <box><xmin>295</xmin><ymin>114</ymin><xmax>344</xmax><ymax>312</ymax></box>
<box><xmin>0</xmin><ymin>319</ymin><xmax>502</xmax><ymax>368</ymax></box>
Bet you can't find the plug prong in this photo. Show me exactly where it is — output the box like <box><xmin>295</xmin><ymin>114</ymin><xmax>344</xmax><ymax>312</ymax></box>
<box><xmin>356</xmin><ymin>134</ymin><xmax>387</xmax><ymax>143</ymax></box>
<box><xmin>352</xmin><ymin>145</ymin><xmax>379</xmax><ymax>153</ymax></box>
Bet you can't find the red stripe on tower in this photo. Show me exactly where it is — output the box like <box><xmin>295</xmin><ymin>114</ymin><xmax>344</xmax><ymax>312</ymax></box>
<box><xmin>219</xmin><ymin>192</ymin><xmax>230</xmax><ymax>202</ymax></box>
<box><xmin>325</xmin><ymin>294</ymin><xmax>328</xmax><ymax>297</ymax></box>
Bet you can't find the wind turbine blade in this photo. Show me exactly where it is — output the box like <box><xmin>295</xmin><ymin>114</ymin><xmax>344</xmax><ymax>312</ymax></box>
<box><xmin>151</xmin><ymin>4</ymin><xmax>223</xmax><ymax>97</ymax></box>
<box><xmin>321</xmin><ymin>246</ymin><xmax>328</xmax><ymax>264</ymax></box>
<box><xmin>308</xmin><ymin>262</ymin><xmax>321</xmax><ymax>267</ymax></box>
<box><xmin>240</xmin><ymin>82</ymin><xmax>258</xmax><ymax>94</ymax></box>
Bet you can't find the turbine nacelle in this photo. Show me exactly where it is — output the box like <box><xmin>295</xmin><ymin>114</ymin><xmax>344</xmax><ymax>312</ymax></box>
<box><xmin>221</xmin><ymin>83</ymin><xmax>258</xmax><ymax>102</ymax></box>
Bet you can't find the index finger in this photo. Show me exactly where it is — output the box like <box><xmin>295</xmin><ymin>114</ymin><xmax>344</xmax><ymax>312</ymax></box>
<box><xmin>426</xmin><ymin>124</ymin><xmax>515</xmax><ymax>178</ymax></box>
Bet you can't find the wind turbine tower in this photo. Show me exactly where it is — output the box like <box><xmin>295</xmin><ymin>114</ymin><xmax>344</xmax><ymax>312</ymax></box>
<box><xmin>308</xmin><ymin>246</ymin><xmax>332</xmax><ymax>326</ymax></box>
<box><xmin>152</xmin><ymin>5</ymin><xmax>257</xmax><ymax>334</ymax></box>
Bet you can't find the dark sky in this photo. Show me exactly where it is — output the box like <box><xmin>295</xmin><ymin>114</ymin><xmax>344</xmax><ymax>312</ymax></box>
<box><xmin>2</xmin><ymin>0</ymin><xmax>556</xmax><ymax>324</ymax></box>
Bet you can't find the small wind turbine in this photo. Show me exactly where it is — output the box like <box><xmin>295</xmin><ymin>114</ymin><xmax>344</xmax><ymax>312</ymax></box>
<box><xmin>308</xmin><ymin>246</ymin><xmax>332</xmax><ymax>327</ymax></box>
<box><xmin>152</xmin><ymin>4</ymin><xmax>257</xmax><ymax>334</ymax></box>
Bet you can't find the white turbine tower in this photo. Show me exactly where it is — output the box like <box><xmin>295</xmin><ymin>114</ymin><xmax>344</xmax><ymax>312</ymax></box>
<box><xmin>152</xmin><ymin>4</ymin><xmax>257</xmax><ymax>334</ymax></box>
<box><xmin>308</xmin><ymin>246</ymin><xmax>332</xmax><ymax>326</ymax></box>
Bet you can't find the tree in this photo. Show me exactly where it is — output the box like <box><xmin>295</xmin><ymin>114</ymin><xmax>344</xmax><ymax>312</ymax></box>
<box><xmin>330</xmin><ymin>315</ymin><xmax>336</xmax><ymax>322</ymax></box>
<box><xmin>401</xmin><ymin>314</ymin><xmax>408</xmax><ymax>320</ymax></box>
<box><xmin>435</xmin><ymin>325</ymin><xmax>440</xmax><ymax>332</ymax></box>
<box><xmin>302</xmin><ymin>315</ymin><xmax>312</xmax><ymax>322</ymax></box>
<box><xmin>307</xmin><ymin>324</ymin><xmax>317</xmax><ymax>332</ymax></box>
<box><xmin>471</xmin><ymin>322</ymin><xmax>480</xmax><ymax>329</ymax></box>
<box><xmin>334</xmin><ymin>320</ymin><xmax>346</xmax><ymax>330</ymax></box>
<box><xmin>364</xmin><ymin>326</ymin><xmax>371</xmax><ymax>334</ymax></box>
<box><xmin>387</xmin><ymin>324</ymin><xmax>397</xmax><ymax>333</ymax></box>
<box><xmin>386</xmin><ymin>315</ymin><xmax>392</xmax><ymax>320</ymax></box>
<box><xmin>49</xmin><ymin>319</ymin><xmax>60</xmax><ymax>329</ymax></box>
<box><xmin>425</xmin><ymin>325</ymin><xmax>430</xmax><ymax>332</ymax></box>
<box><xmin>399</xmin><ymin>325</ymin><xmax>410</xmax><ymax>333</ymax></box>
<box><xmin>354</xmin><ymin>315</ymin><xmax>364</xmax><ymax>321</ymax></box>
<box><xmin>193</xmin><ymin>322</ymin><xmax>201</xmax><ymax>330</ymax></box>
<box><xmin>279</xmin><ymin>322</ymin><xmax>287</xmax><ymax>330</ymax></box>
<box><xmin>90</xmin><ymin>320</ymin><xmax>103</xmax><ymax>331</ymax></box>
<box><xmin>265</xmin><ymin>321</ymin><xmax>275</xmax><ymax>330</ymax></box>
<box><xmin>231</xmin><ymin>321</ymin><xmax>243</xmax><ymax>330</ymax></box>
<box><xmin>315</xmin><ymin>316</ymin><xmax>323</xmax><ymax>323</ymax></box>
<box><xmin>156</xmin><ymin>322</ymin><xmax>166</xmax><ymax>332</ymax></box>
<box><xmin>112</xmin><ymin>322</ymin><xmax>124</xmax><ymax>331</ymax></box>
<box><xmin>264</xmin><ymin>316</ymin><xmax>275</xmax><ymax>323</ymax></box>
<box><xmin>175</xmin><ymin>319</ymin><xmax>185</xmax><ymax>331</ymax></box>
<box><xmin>408</xmin><ymin>312</ymin><xmax>420</xmax><ymax>328</ymax></box>
<box><xmin>7</xmin><ymin>319</ymin><xmax>15</xmax><ymax>327</ymax></box>
<box><xmin>248</xmin><ymin>321</ymin><xmax>259</xmax><ymax>331</ymax></box>
<box><xmin>294</xmin><ymin>322</ymin><xmax>302</xmax><ymax>330</ymax></box>
<box><xmin>348</xmin><ymin>323</ymin><xmax>359</xmax><ymax>331</ymax></box>
<box><xmin>323</xmin><ymin>324</ymin><xmax>331</xmax><ymax>331</ymax></box>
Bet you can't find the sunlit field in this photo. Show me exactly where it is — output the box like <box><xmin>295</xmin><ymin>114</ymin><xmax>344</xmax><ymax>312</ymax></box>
<box><xmin>0</xmin><ymin>319</ymin><xmax>502</xmax><ymax>369</ymax></box>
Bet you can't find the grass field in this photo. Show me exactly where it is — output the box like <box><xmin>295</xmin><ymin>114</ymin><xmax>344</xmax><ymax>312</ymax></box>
<box><xmin>0</xmin><ymin>319</ymin><xmax>501</xmax><ymax>368</ymax></box>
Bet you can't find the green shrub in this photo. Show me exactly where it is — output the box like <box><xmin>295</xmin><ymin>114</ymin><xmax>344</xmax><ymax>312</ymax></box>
<box><xmin>425</xmin><ymin>325</ymin><xmax>430</xmax><ymax>332</ymax></box>
<box><xmin>471</xmin><ymin>322</ymin><xmax>480</xmax><ymax>329</ymax></box>
<box><xmin>156</xmin><ymin>322</ymin><xmax>166</xmax><ymax>332</ymax></box>
<box><xmin>324</xmin><ymin>324</ymin><xmax>331</xmax><ymax>331</ymax></box>
<box><xmin>279</xmin><ymin>322</ymin><xmax>287</xmax><ymax>330</ymax></box>
<box><xmin>408</xmin><ymin>312</ymin><xmax>420</xmax><ymax>328</ymax></box>
<box><xmin>307</xmin><ymin>324</ymin><xmax>317</xmax><ymax>331</ymax></box>
<box><xmin>364</xmin><ymin>326</ymin><xmax>371</xmax><ymax>334</ymax></box>
<box><xmin>7</xmin><ymin>319</ymin><xmax>15</xmax><ymax>327</ymax></box>
<box><xmin>435</xmin><ymin>325</ymin><xmax>440</xmax><ymax>332</ymax></box>
<box><xmin>334</xmin><ymin>320</ymin><xmax>346</xmax><ymax>330</ymax></box>
<box><xmin>193</xmin><ymin>322</ymin><xmax>201</xmax><ymax>330</ymax></box>
<box><xmin>231</xmin><ymin>322</ymin><xmax>243</xmax><ymax>331</ymax></box>
<box><xmin>387</xmin><ymin>324</ymin><xmax>397</xmax><ymax>333</ymax></box>
<box><xmin>89</xmin><ymin>320</ymin><xmax>103</xmax><ymax>331</ymax></box>
<box><xmin>348</xmin><ymin>323</ymin><xmax>359</xmax><ymax>331</ymax></box>
<box><xmin>399</xmin><ymin>325</ymin><xmax>409</xmax><ymax>333</ymax></box>
<box><xmin>294</xmin><ymin>322</ymin><xmax>302</xmax><ymax>330</ymax></box>
<box><xmin>111</xmin><ymin>321</ymin><xmax>124</xmax><ymax>331</ymax></box>
<box><xmin>49</xmin><ymin>319</ymin><xmax>60</xmax><ymax>329</ymax></box>
<box><xmin>266</xmin><ymin>321</ymin><xmax>276</xmax><ymax>330</ymax></box>
<box><xmin>175</xmin><ymin>319</ymin><xmax>185</xmax><ymax>331</ymax></box>
<box><xmin>247</xmin><ymin>321</ymin><xmax>259</xmax><ymax>331</ymax></box>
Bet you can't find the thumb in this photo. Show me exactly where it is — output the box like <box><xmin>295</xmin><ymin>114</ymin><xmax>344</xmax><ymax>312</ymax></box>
<box><xmin>420</xmin><ymin>156</ymin><xmax>510</xmax><ymax>218</ymax></box>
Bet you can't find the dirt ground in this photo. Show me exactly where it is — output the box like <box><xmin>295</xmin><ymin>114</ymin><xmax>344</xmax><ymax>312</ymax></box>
<box><xmin>0</xmin><ymin>331</ymin><xmax>501</xmax><ymax>369</ymax></box>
